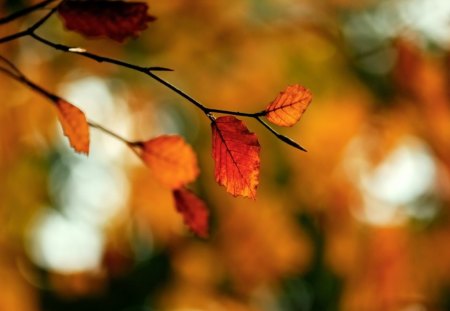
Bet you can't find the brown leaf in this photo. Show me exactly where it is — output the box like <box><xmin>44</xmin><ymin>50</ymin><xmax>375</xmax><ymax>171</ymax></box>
<box><xmin>211</xmin><ymin>116</ymin><xmax>260</xmax><ymax>199</ymax></box>
<box><xmin>58</xmin><ymin>0</ymin><xmax>156</xmax><ymax>42</ymax></box>
<box><xmin>173</xmin><ymin>188</ymin><xmax>209</xmax><ymax>238</ymax></box>
<box><xmin>265</xmin><ymin>84</ymin><xmax>312</xmax><ymax>127</ymax></box>
<box><xmin>135</xmin><ymin>135</ymin><xmax>199</xmax><ymax>189</ymax></box>
<box><xmin>56</xmin><ymin>99</ymin><xmax>90</xmax><ymax>154</ymax></box>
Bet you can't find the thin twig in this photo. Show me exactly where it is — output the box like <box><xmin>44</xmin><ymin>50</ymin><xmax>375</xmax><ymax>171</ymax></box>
<box><xmin>30</xmin><ymin>34</ymin><xmax>307</xmax><ymax>150</ymax></box>
<box><xmin>147</xmin><ymin>71</ymin><xmax>209</xmax><ymax>113</ymax></box>
<box><xmin>0</xmin><ymin>55</ymin><xmax>23</xmax><ymax>76</ymax></box>
<box><xmin>88</xmin><ymin>120</ymin><xmax>133</xmax><ymax>145</ymax></box>
<box><xmin>256</xmin><ymin>117</ymin><xmax>307</xmax><ymax>151</ymax></box>
<box><xmin>29</xmin><ymin>33</ymin><xmax>208</xmax><ymax>113</ymax></box>
<box><xmin>28</xmin><ymin>6</ymin><xmax>58</xmax><ymax>33</ymax></box>
<box><xmin>30</xmin><ymin>33</ymin><xmax>173</xmax><ymax>73</ymax></box>
<box><xmin>0</xmin><ymin>4</ymin><xmax>57</xmax><ymax>44</ymax></box>
<box><xmin>0</xmin><ymin>0</ymin><xmax>57</xmax><ymax>25</ymax></box>
<box><xmin>207</xmin><ymin>108</ymin><xmax>259</xmax><ymax>118</ymax></box>
<box><xmin>0</xmin><ymin>60</ymin><xmax>139</xmax><ymax>151</ymax></box>
<box><xmin>0</xmin><ymin>1</ymin><xmax>307</xmax><ymax>151</ymax></box>
<box><xmin>0</xmin><ymin>64</ymin><xmax>58</xmax><ymax>102</ymax></box>
<box><xmin>0</xmin><ymin>30</ymin><xmax>29</xmax><ymax>44</ymax></box>
<box><xmin>0</xmin><ymin>66</ymin><xmax>19</xmax><ymax>80</ymax></box>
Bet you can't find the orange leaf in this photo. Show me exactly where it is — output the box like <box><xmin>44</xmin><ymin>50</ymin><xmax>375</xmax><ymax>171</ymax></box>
<box><xmin>265</xmin><ymin>84</ymin><xmax>312</xmax><ymax>127</ymax></box>
<box><xmin>135</xmin><ymin>135</ymin><xmax>199</xmax><ymax>189</ymax></box>
<box><xmin>173</xmin><ymin>188</ymin><xmax>209</xmax><ymax>238</ymax></box>
<box><xmin>55</xmin><ymin>99</ymin><xmax>90</xmax><ymax>154</ymax></box>
<box><xmin>58</xmin><ymin>1</ymin><xmax>156</xmax><ymax>42</ymax></box>
<box><xmin>211</xmin><ymin>116</ymin><xmax>260</xmax><ymax>199</ymax></box>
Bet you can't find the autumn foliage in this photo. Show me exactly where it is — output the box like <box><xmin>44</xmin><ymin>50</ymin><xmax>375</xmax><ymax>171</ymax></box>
<box><xmin>1</xmin><ymin>1</ymin><xmax>449</xmax><ymax>311</ymax></box>
<box><xmin>58</xmin><ymin>1</ymin><xmax>156</xmax><ymax>42</ymax></box>
<box><xmin>0</xmin><ymin>0</ymin><xmax>312</xmax><ymax>237</ymax></box>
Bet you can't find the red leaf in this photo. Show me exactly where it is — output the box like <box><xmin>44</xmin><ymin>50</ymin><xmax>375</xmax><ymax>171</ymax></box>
<box><xmin>265</xmin><ymin>84</ymin><xmax>312</xmax><ymax>127</ymax></box>
<box><xmin>134</xmin><ymin>135</ymin><xmax>199</xmax><ymax>189</ymax></box>
<box><xmin>211</xmin><ymin>116</ymin><xmax>261</xmax><ymax>199</ymax></box>
<box><xmin>58</xmin><ymin>1</ymin><xmax>156</xmax><ymax>42</ymax></box>
<box><xmin>55</xmin><ymin>99</ymin><xmax>90</xmax><ymax>154</ymax></box>
<box><xmin>173</xmin><ymin>188</ymin><xmax>209</xmax><ymax>238</ymax></box>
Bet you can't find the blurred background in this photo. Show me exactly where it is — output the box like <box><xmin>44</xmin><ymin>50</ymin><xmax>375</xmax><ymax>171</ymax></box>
<box><xmin>0</xmin><ymin>0</ymin><xmax>450</xmax><ymax>310</ymax></box>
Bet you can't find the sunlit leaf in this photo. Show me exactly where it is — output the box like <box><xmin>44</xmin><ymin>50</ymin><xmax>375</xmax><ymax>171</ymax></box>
<box><xmin>134</xmin><ymin>135</ymin><xmax>199</xmax><ymax>189</ymax></box>
<box><xmin>173</xmin><ymin>188</ymin><xmax>209</xmax><ymax>238</ymax></box>
<box><xmin>211</xmin><ymin>116</ymin><xmax>260</xmax><ymax>199</ymax></box>
<box><xmin>55</xmin><ymin>99</ymin><xmax>90</xmax><ymax>154</ymax></box>
<box><xmin>264</xmin><ymin>84</ymin><xmax>312</xmax><ymax>127</ymax></box>
<box><xmin>58</xmin><ymin>0</ymin><xmax>156</xmax><ymax>42</ymax></box>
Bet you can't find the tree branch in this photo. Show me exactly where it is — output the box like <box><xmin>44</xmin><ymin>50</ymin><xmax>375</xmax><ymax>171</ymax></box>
<box><xmin>0</xmin><ymin>30</ymin><xmax>29</xmax><ymax>44</ymax></box>
<box><xmin>28</xmin><ymin>6</ymin><xmax>58</xmax><ymax>33</ymax></box>
<box><xmin>88</xmin><ymin>120</ymin><xmax>133</xmax><ymax>145</ymax></box>
<box><xmin>0</xmin><ymin>4</ymin><xmax>57</xmax><ymax>43</ymax></box>
<box><xmin>207</xmin><ymin>108</ymin><xmax>259</xmax><ymax>118</ymax></box>
<box><xmin>256</xmin><ymin>117</ymin><xmax>307</xmax><ymax>151</ymax></box>
<box><xmin>0</xmin><ymin>2</ymin><xmax>307</xmax><ymax>151</ymax></box>
<box><xmin>0</xmin><ymin>0</ymin><xmax>57</xmax><ymax>25</ymax></box>
<box><xmin>0</xmin><ymin>62</ymin><xmax>138</xmax><ymax>151</ymax></box>
<box><xmin>0</xmin><ymin>54</ymin><xmax>23</xmax><ymax>76</ymax></box>
<box><xmin>0</xmin><ymin>65</ymin><xmax>58</xmax><ymax>101</ymax></box>
<box><xmin>28</xmin><ymin>34</ymin><xmax>306</xmax><ymax>149</ymax></box>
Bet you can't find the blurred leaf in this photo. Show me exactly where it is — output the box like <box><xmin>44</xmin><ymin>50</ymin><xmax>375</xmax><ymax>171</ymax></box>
<box><xmin>134</xmin><ymin>135</ymin><xmax>199</xmax><ymax>189</ymax></box>
<box><xmin>57</xmin><ymin>0</ymin><xmax>156</xmax><ymax>42</ymax></box>
<box><xmin>211</xmin><ymin>116</ymin><xmax>260</xmax><ymax>199</ymax></box>
<box><xmin>173</xmin><ymin>188</ymin><xmax>209</xmax><ymax>238</ymax></box>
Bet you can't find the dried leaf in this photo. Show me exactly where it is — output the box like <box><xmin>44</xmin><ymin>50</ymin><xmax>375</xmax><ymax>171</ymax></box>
<box><xmin>265</xmin><ymin>84</ymin><xmax>312</xmax><ymax>127</ymax></box>
<box><xmin>55</xmin><ymin>99</ymin><xmax>90</xmax><ymax>154</ymax></box>
<box><xmin>211</xmin><ymin>116</ymin><xmax>260</xmax><ymax>199</ymax></box>
<box><xmin>58</xmin><ymin>0</ymin><xmax>156</xmax><ymax>42</ymax></box>
<box><xmin>173</xmin><ymin>188</ymin><xmax>209</xmax><ymax>238</ymax></box>
<box><xmin>135</xmin><ymin>135</ymin><xmax>199</xmax><ymax>189</ymax></box>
